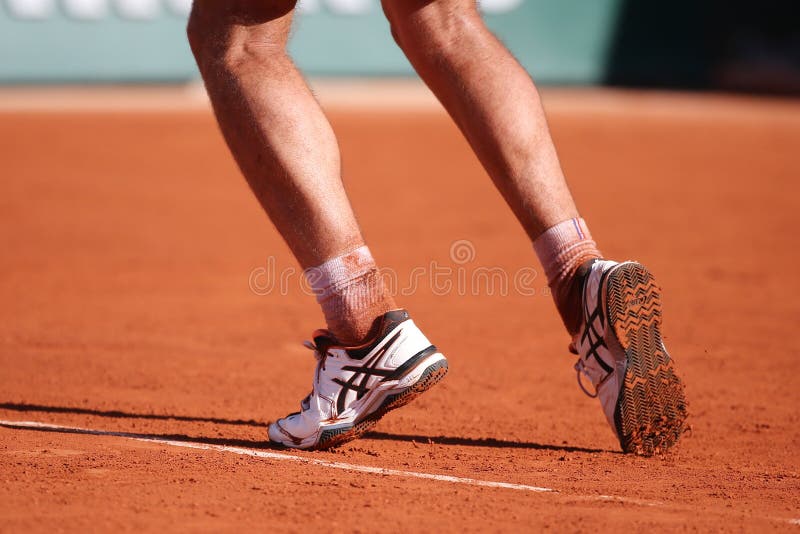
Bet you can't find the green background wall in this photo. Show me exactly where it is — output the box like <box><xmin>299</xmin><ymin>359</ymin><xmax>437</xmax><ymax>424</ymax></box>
<box><xmin>0</xmin><ymin>0</ymin><xmax>622</xmax><ymax>83</ymax></box>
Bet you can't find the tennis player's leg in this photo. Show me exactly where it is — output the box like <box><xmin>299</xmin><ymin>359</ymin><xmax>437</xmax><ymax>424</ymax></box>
<box><xmin>188</xmin><ymin>2</ymin><xmax>385</xmax><ymax>341</ymax></box>
<box><xmin>382</xmin><ymin>0</ymin><xmax>591</xmax><ymax>332</ymax></box>
<box><xmin>187</xmin><ymin>1</ymin><xmax>447</xmax><ymax>450</ymax></box>
<box><xmin>382</xmin><ymin>0</ymin><xmax>687</xmax><ymax>455</ymax></box>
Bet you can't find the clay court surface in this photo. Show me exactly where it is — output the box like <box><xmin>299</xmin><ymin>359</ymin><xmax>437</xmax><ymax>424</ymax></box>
<box><xmin>1</xmin><ymin>86</ymin><xmax>798</xmax><ymax>531</ymax></box>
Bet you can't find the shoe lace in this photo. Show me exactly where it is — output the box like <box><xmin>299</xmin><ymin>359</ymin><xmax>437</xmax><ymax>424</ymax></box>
<box><xmin>570</xmin><ymin>340</ymin><xmax>599</xmax><ymax>398</ymax></box>
<box><xmin>574</xmin><ymin>359</ymin><xmax>599</xmax><ymax>398</ymax></box>
<box><xmin>303</xmin><ymin>339</ymin><xmax>330</xmax><ymax>371</ymax></box>
<box><xmin>574</xmin><ymin>357</ymin><xmax>613</xmax><ymax>399</ymax></box>
<box><xmin>302</xmin><ymin>337</ymin><xmax>336</xmax><ymax>398</ymax></box>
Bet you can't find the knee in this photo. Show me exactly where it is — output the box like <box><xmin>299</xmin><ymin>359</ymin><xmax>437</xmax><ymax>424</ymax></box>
<box><xmin>187</xmin><ymin>2</ymin><xmax>296</xmax><ymax>75</ymax></box>
<box><xmin>381</xmin><ymin>0</ymin><xmax>481</xmax><ymax>59</ymax></box>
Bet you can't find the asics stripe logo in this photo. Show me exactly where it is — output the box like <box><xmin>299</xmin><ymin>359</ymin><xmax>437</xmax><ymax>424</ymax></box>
<box><xmin>333</xmin><ymin>330</ymin><xmax>403</xmax><ymax>414</ymax></box>
<box><xmin>581</xmin><ymin>270</ymin><xmax>614</xmax><ymax>374</ymax></box>
<box><xmin>332</xmin><ymin>331</ymin><xmax>437</xmax><ymax>416</ymax></box>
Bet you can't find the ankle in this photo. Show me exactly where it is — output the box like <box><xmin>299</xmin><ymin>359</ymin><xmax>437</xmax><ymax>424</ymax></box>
<box><xmin>552</xmin><ymin>258</ymin><xmax>597</xmax><ymax>335</ymax></box>
<box><xmin>533</xmin><ymin>217</ymin><xmax>602</xmax><ymax>336</ymax></box>
<box><xmin>305</xmin><ymin>246</ymin><xmax>396</xmax><ymax>346</ymax></box>
<box><xmin>323</xmin><ymin>270</ymin><xmax>396</xmax><ymax>345</ymax></box>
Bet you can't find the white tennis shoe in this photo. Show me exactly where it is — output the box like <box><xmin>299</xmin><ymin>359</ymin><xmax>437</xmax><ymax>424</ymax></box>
<box><xmin>572</xmin><ymin>260</ymin><xmax>688</xmax><ymax>455</ymax></box>
<box><xmin>268</xmin><ymin>309</ymin><xmax>448</xmax><ymax>450</ymax></box>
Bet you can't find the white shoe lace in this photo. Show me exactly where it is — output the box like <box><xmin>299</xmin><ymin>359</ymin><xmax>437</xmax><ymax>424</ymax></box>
<box><xmin>303</xmin><ymin>339</ymin><xmax>330</xmax><ymax>371</ymax></box>
<box><xmin>574</xmin><ymin>358</ymin><xmax>613</xmax><ymax>399</ymax></box>
<box><xmin>299</xmin><ymin>338</ymin><xmax>334</xmax><ymax>411</ymax></box>
<box><xmin>570</xmin><ymin>339</ymin><xmax>600</xmax><ymax>398</ymax></box>
<box><xmin>574</xmin><ymin>359</ymin><xmax>599</xmax><ymax>398</ymax></box>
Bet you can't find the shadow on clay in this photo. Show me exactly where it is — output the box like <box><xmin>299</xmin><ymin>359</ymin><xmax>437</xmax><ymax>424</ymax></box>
<box><xmin>0</xmin><ymin>402</ymin><xmax>615</xmax><ymax>454</ymax></box>
<box><xmin>363</xmin><ymin>431</ymin><xmax>615</xmax><ymax>454</ymax></box>
<box><xmin>0</xmin><ymin>401</ymin><xmax>267</xmax><ymax>427</ymax></box>
<box><xmin>0</xmin><ymin>401</ymin><xmax>278</xmax><ymax>449</ymax></box>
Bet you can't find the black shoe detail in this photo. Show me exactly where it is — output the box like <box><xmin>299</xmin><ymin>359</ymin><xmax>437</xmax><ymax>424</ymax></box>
<box><xmin>382</xmin><ymin>345</ymin><xmax>438</xmax><ymax>382</ymax></box>
<box><xmin>332</xmin><ymin>340</ymin><xmax>437</xmax><ymax>412</ymax></box>
<box><xmin>317</xmin><ymin>424</ymin><xmax>354</xmax><ymax>445</ymax></box>
<box><xmin>606</xmin><ymin>263</ymin><xmax>688</xmax><ymax>456</ymax></box>
<box><xmin>376</xmin><ymin>359</ymin><xmax>448</xmax><ymax>412</ymax></box>
<box><xmin>580</xmin><ymin>265</ymin><xmax>614</xmax><ymax>374</ymax></box>
<box><xmin>333</xmin><ymin>329</ymin><xmax>404</xmax><ymax>414</ymax></box>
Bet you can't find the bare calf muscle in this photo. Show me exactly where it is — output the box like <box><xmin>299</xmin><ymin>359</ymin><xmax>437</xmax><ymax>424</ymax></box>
<box><xmin>188</xmin><ymin>1</ymin><xmax>363</xmax><ymax>270</ymax></box>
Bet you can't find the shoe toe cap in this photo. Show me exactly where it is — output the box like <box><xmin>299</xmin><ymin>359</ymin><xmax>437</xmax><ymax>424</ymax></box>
<box><xmin>268</xmin><ymin>413</ymin><xmax>312</xmax><ymax>447</ymax></box>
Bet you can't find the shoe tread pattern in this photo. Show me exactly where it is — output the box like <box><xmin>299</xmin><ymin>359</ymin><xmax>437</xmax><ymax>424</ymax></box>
<box><xmin>607</xmin><ymin>263</ymin><xmax>688</xmax><ymax>456</ymax></box>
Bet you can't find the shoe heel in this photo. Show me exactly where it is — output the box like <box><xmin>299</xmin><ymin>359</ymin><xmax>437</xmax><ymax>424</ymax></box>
<box><xmin>382</xmin><ymin>358</ymin><xmax>448</xmax><ymax>412</ymax></box>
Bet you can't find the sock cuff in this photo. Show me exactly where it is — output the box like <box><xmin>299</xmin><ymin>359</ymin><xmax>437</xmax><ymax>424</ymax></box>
<box><xmin>533</xmin><ymin>217</ymin><xmax>592</xmax><ymax>250</ymax></box>
<box><xmin>304</xmin><ymin>245</ymin><xmax>377</xmax><ymax>300</ymax></box>
<box><xmin>533</xmin><ymin>217</ymin><xmax>597</xmax><ymax>282</ymax></box>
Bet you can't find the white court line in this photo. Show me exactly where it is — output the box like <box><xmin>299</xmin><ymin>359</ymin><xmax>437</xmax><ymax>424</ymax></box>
<box><xmin>2</xmin><ymin>418</ymin><xmax>799</xmax><ymax>526</ymax></box>
<box><xmin>0</xmin><ymin>419</ymin><xmax>552</xmax><ymax>493</ymax></box>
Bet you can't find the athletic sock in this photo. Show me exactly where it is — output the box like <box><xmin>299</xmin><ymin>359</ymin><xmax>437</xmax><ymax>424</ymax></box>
<box><xmin>305</xmin><ymin>245</ymin><xmax>396</xmax><ymax>346</ymax></box>
<box><xmin>533</xmin><ymin>217</ymin><xmax>602</xmax><ymax>335</ymax></box>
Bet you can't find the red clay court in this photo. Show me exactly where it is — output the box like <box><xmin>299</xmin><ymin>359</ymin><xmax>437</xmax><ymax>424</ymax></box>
<box><xmin>0</xmin><ymin>86</ymin><xmax>798</xmax><ymax>531</ymax></box>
